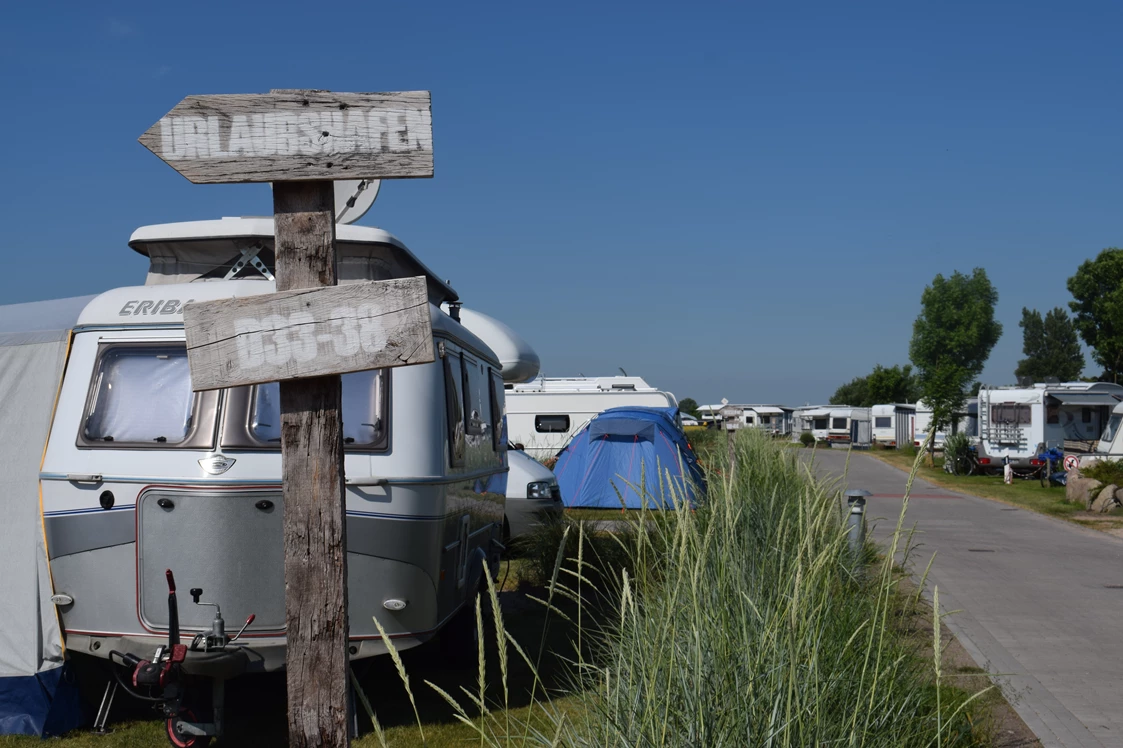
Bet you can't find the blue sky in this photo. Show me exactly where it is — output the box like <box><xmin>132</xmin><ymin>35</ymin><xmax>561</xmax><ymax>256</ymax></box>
<box><xmin>2</xmin><ymin>1</ymin><xmax>1120</xmax><ymax>405</ymax></box>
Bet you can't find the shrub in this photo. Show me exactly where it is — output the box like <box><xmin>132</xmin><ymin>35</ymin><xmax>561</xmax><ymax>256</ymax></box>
<box><xmin>1083</xmin><ymin>459</ymin><xmax>1123</xmax><ymax>486</ymax></box>
<box><xmin>943</xmin><ymin>432</ymin><xmax>973</xmax><ymax>475</ymax></box>
<box><xmin>799</xmin><ymin>430</ymin><xmax>816</xmax><ymax>447</ymax></box>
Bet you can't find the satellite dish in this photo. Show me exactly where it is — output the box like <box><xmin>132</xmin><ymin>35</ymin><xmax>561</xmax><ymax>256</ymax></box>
<box><xmin>334</xmin><ymin>179</ymin><xmax>380</xmax><ymax>224</ymax></box>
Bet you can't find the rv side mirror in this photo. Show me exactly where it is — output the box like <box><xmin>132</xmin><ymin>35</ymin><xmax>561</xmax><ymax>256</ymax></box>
<box><xmin>513</xmin><ymin>442</ymin><xmax>525</xmax><ymax>451</ymax></box>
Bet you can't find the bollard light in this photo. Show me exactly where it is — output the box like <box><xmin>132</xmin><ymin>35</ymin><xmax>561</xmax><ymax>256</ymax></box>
<box><xmin>844</xmin><ymin>489</ymin><xmax>871</xmax><ymax>562</ymax></box>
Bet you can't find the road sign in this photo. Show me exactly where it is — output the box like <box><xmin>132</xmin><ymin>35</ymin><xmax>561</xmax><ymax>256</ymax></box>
<box><xmin>139</xmin><ymin>90</ymin><xmax>433</xmax><ymax>184</ymax></box>
<box><xmin>721</xmin><ymin>405</ymin><xmax>743</xmax><ymax>430</ymax></box>
<box><xmin>1064</xmin><ymin>454</ymin><xmax>1080</xmax><ymax>472</ymax></box>
<box><xmin>183</xmin><ymin>277</ymin><xmax>433</xmax><ymax>391</ymax></box>
<box><xmin>140</xmin><ymin>88</ymin><xmax>437</xmax><ymax>748</ymax></box>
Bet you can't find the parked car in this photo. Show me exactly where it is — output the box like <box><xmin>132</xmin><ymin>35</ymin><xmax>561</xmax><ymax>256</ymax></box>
<box><xmin>505</xmin><ymin>446</ymin><xmax>562</xmax><ymax>539</ymax></box>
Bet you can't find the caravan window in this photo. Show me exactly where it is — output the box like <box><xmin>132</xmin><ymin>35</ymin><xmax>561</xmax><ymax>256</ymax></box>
<box><xmin>992</xmin><ymin>404</ymin><xmax>1031</xmax><ymax>425</ymax></box>
<box><xmin>831</xmin><ymin>417</ymin><xmax>848</xmax><ymax>430</ymax></box>
<box><xmin>444</xmin><ymin>351</ymin><xmax>466</xmax><ymax>467</ymax></box>
<box><xmin>249</xmin><ymin>370</ymin><xmax>386</xmax><ymax>446</ymax></box>
<box><xmin>1101</xmin><ymin>414</ymin><xmax>1122</xmax><ymax>445</ymax></box>
<box><xmin>461</xmin><ymin>356</ymin><xmax>486</xmax><ymax>437</ymax></box>
<box><xmin>489</xmin><ymin>370</ymin><xmax>504</xmax><ymax>451</ymax></box>
<box><xmin>83</xmin><ymin>346</ymin><xmax>195</xmax><ymax>444</ymax></box>
<box><xmin>536</xmin><ymin>415</ymin><xmax>570</xmax><ymax>433</ymax></box>
<box><xmin>875</xmin><ymin>416</ymin><xmax>892</xmax><ymax>429</ymax></box>
<box><xmin>813</xmin><ymin>417</ymin><xmax>829</xmax><ymax>430</ymax></box>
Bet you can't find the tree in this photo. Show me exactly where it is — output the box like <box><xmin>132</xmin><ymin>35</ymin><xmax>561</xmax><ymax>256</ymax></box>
<box><xmin>830</xmin><ymin>364</ymin><xmax>919</xmax><ymax>407</ymax></box>
<box><xmin>1067</xmin><ymin>249</ymin><xmax>1123</xmax><ymax>383</ymax></box>
<box><xmin>1014</xmin><ymin>307</ymin><xmax>1083</xmax><ymax>382</ymax></box>
<box><xmin>866</xmin><ymin>364</ymin><xmax>921</xmax><ymax>404</ymax></box>
<box><xmin>829</xmin><ymin>375</ymin><xmax>870</xmax><ymax>406</ymax></box>
<box><xmin>678</xmin><ymin>397</ymin><xmax>700</xmax><ymax>417</ymax></box>
<box><xmin>909</xmin><ymin>268</ymin><xmax>1002</xmax><ymax>439</ymax></box>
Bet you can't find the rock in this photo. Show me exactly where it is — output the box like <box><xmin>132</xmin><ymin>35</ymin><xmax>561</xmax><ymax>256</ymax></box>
<box><xmin>1091</xmin><ymin>484</ymin><xmax>1120</xmax><ymax>514</ymax></box>
<box><xmin>1065</xmin><ymin>469</ymin><xmax>1103</xmax><ymax>507</ymax></box>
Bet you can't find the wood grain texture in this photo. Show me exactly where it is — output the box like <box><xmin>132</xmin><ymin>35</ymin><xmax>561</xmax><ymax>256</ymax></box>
<box><xmin>182</xmin><ymin>277</ymin><xmax>434</xmax><ymax>391</ymax></box>
<box><xmin>274</xmin><ymin>181</ymin><xmax>349</xmax><ymax>748</ymax></box>
<box><xmin>139</xmin><ymin>90</ymin><xmax>433</xmax><ymax>183</ymax></box>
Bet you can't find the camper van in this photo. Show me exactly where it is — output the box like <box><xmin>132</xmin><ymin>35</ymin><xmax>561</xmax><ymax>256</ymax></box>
<box><xmin>975</xmin><ymin>382</ymin><xmax>1123</xmax><ymax>469</ymax></box>
<box><xmin>871</xmin><ymin>404</ymin><xmax>916</xmax><ymax>448</ymax></box>
<box><xmin>505</xmin><ymin>376</ymin><xmax>678</xmax><ymax>460</ymax></box>
<box><xmin>33</xmin><ymin>218</ymin><xmax>539</xmax><ymax>687</ymax></box>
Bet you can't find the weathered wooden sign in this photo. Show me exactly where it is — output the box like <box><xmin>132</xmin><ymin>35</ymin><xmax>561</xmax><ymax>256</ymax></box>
<box><xmin>183</xmin><ymin>277</ymin><xmax>433</xmax><ymax>390</ymax></box>
<box><xmin>721</xmin><ymin>405</ymin><xmax>744</xmax><ymax>430</ymax></box>
<box><xmin>139</xmin><ymin>90</ymin><xmax>433</xmax><ymax>184</ymax></box>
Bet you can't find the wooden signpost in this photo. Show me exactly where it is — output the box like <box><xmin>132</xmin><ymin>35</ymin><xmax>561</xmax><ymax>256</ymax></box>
<box><xmin>143</xmin><ymin>89</ymin><xmax>434</xmax><ymax>748</ymax></box>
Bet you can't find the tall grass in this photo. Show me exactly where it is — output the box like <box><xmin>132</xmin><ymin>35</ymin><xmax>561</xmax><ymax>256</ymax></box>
<box><xmin>376</xmin><ymin>429</ymin><xmax>991</xmax><ymax>746</ymax></box>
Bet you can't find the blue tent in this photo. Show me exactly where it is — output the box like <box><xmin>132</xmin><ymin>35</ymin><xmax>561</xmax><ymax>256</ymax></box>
<box><xmin>554</xmin><ymin>407</ymin><xmax>705</xmax><ymax>509</ymax></box>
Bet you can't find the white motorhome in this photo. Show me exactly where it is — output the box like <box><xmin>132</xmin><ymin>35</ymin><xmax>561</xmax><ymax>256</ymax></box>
<box><xmin>975</xmin><ymin>382</ymin><xmax>1123</xmax><ymax>469</ymax></box>
<box><xmin>505</xmin><ymin>376</ymin><xmax>678</xmax><ymax>460</ymax></box>
<box><xmin>871</xmin><ymin>404</ymin><xmax>916</xmax><ymax>447</ymax></box>
<box><xmin>32</xmin><ymin>218</ymin><xmax>532</xmax><ymax>693</ymax></box>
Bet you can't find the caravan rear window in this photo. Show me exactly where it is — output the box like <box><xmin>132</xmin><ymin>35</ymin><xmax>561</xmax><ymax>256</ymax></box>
<box><xmin>249</xmin><ymin>369</ymin><xmax>386</xmax><ymax>446</ymax></box>
<box><xmin>82</xmin><ymin>345</ymin><xmax>198</xmax><ymax>446</ymax></box>
<box><xmin>535</xmin><ymin>415</ymin><xmax>570</xmax><ymax>433</ymax></box>
<box><xmin>992</xmin><ymin>404</ymin><xmax>1031</xmax><ymax>425</ymax></box>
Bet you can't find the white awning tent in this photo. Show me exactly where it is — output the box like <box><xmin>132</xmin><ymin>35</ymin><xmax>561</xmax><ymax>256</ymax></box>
<box><xmin>0</xmin><ymin>296</ymin><xmax>90</xmax><ymax>736</ymax></box>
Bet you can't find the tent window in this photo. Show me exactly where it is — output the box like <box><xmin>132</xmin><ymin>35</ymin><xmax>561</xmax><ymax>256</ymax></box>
<box><xmin>535</xmin><ymin>415</ymin><xmax>570</xmax><ymax>433</ymax></box>
<box><xmin>444</xmin><ymin>351</ymin><xmax>465</xmax><ymax>467</ymax></box>
<box><xmin>875</xmin><ymin>417</ymin><xmax>892</xmax><ymax>428</ymax></box>
<box><xmin>1083</xmin><ymin>407</ymin><xmax>1093</xmax><ymax>424</ymax></box>
<box><xmin>831</xmin><ymin>417</ymin><xmax>848</xmax><ymax>430</ymax></box>
<box><xmin>250</xmin><ymin>370</ymin><xmax>386</xmax><ymax>446</ymax></box>
<box><xmin>83</xmin><ymin>346</ymin><xmax>196</xmax><ymax>445</ymax></box>
<box><xmin>760</xmin><ymin>415</ymin><xmax>771</xmax><ymax>424</ymax></box>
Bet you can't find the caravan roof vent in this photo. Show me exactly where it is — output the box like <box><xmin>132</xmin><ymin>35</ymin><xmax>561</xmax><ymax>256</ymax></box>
<box><xmin>1017</xmin><ymin>376</ymin><xmax>1034</xmax><ymax>387</ymax></box>
<box><xmin>1044</xmin><ymin>376</ymin><xmax>1060</xmax><ymax>384</ymax></box>
<box><xmin>610</xmin><ymin>384</ymin><xmax>637</xmax><ymax>391</ymax></box>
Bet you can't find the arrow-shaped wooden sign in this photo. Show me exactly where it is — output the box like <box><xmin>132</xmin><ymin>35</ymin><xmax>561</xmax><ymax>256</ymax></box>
<box><xmin>139</xmin><ymin>89</ymin><xmax>433</xmax><ymax>184</ymax></box>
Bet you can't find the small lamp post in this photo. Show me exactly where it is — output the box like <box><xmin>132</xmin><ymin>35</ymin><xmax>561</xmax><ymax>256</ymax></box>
<box><xmin>844</xmin><ymin>488</ymin><xmax>872</xmax><ymax>561</ymax></box>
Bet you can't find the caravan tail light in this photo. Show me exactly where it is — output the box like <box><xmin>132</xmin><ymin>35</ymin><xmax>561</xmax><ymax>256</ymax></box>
<box><xmin>1030</xmin><ymin>459</ymin><xmax>1044</xmax><ymax>466</ymax></box>
<box><xmin>978</xmin><ymin>458</ymin><xmax>991</xmax><ymax>465</ymax></box>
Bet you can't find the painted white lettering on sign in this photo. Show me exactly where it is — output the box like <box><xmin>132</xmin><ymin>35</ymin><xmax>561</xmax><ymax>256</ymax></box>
<box><xmin>157</xmin><ymin>109</ymin><xmax>433</xmax><ymax>160</ymax></box>
<box><xmin>231</xmin><ymin>306</ymin><xmax>397</xmax><ymax>370</ymax></box>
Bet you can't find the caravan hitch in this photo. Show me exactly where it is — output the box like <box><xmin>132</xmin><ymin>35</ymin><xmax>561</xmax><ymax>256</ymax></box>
<box><xmin>108</xmin><ymin>569</ymin><xmax>253</xmax><ymax>748</ymax></box>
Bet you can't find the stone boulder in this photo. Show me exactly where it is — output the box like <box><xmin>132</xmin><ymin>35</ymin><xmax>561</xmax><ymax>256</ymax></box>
<box><xmin>1065</xmin><ymin>469</ymin><xmax>1103</xmax><ymax>508</ymax></box>
<box><xmin>1092</xmin><ymin>484</ymin><xmax>1122</xmax><ymax>514</ymax></box>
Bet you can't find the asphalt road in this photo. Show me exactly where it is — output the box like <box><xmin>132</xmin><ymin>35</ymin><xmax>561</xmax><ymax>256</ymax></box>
<box><xmin>804</xmin><ymin>448</ymin><xmax>1123</xmax><ymax>748</ymax></box>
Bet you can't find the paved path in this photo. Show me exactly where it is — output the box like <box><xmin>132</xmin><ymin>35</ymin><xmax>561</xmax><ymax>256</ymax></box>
<box><xmin>805</xmin><ymin>449</ymin><xmax>1123</xmax><ymax>748</ymax></box>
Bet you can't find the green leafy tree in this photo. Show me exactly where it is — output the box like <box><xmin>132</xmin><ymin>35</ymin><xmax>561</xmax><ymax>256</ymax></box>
<box><xmin>1067</xmin><ymin>249</ymin><xmax>1123</xmax><ymax>382</ymax></box>
<box><xmin>829</xmin><ymin>375</ymin><xmax>870</xmax><ymax>406</ymax></box>
<box><xmin>830</xmin><ymin>364</ymin><xmax>918</xmax><ymax>407</ymax></box>
<box><xmin>677</xmin><ymin>397</ymin><xmax>700</xmax><ymax>417</ymax></box>
<box><xmin>1014</xmin><ymin>307</ymin><xmax>1083</xmax><ymax>382</ymax></box>
<box><xmin>866</xmin><ymin>364</ymin><xmax>921</xmax><ymax>404</ymax></box>
<box><xmin>909</xmin><ymin>268</ymin><xmax>1002</xmax><ymax>438</ymax></box>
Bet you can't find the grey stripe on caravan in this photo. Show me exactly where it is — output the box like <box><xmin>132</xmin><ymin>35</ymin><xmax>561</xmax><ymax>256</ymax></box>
<box><xmin>40</xmin><ymin>466</ymin><xmax>508</xmax><ymax>487</ymax></box>
<box><xmin>45</xmin><ymin>509</ymin><xmax>136</xmax><ymax>559</ymax></box>
<box><xmin>45</xmin><ymin>507</ymin><xmax>451</xmax><ymax>564</ymax></box>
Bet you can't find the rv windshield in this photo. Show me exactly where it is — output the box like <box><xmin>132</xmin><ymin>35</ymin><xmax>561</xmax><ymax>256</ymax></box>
<box><xmin>84</xmin><ymin>346</ymin><xmax>194</xmax><ymax>444</ymax></box>
<box><xmin>1100</xmin><ymin>414</ymin><xmax>1123</xmax><ymax>447</ymax></box>
<box><xmin>251</xmin><ymin>369</ymin><xmax>385</xmax><ymax>445</ymax></box>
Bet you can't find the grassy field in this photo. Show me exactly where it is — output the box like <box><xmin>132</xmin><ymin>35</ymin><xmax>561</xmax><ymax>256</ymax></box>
<box><xmin>865</xmin><ymin>446</ymin><xmax>1123</xmax><ymax>533</ymax></box>
<box><xmin>5</xmin><ymin>432</ymin><xmax>1015</xmax><ymax>747</ymax></box>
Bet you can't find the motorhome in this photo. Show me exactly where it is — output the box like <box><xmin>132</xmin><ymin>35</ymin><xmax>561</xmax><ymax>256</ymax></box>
<box><xmin>871</xmin><ymin>404</ymin><xmax>916</xmax><ymax>448</ymax></box>
<box><xmin>975</xmin><ymin>382</ymin><xmax>1123</xmax><ymax>469</ymax></box>
<box><xmin>24</xmin><ymin>218</ymin><xmax>538</xmax><ymax>697</ymax></box>
<box><xmin>505</xmin><ymin>376</ymin><xmax>678</xmax><ymax>460</ymax></box>
<box><xmin>913</xmin><ymin>399</ymin><xmax>977</xmax><ymax>448</ymax></box>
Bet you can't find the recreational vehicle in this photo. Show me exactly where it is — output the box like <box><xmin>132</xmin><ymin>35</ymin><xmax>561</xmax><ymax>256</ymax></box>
<box><xmin>975</xmin><ymin>382</ymin><xmax>1123</xmax><ymax>469</ymax></box>
<box><xmin>699</xmin><ymin>404</ymin><xmax>790</xmax><ymax>435</ymax></box>
<box><xmin>913</xmin><ymin>399</ymin><xmax>976</xmax><ymax>448</ymax></box>
<box><xmin>505</xmin><ymin>376</ymin><xmax>678</xmax><ymax>460</ymax></box>
<box><xmin>871</xmin><ymin>404</ymin><xmax>916</xmax><ymax>448</ymax></box>
<box><xmin>19</xmin><ymin>218</ymin><xmax>541</xmax><ymax>725</ymax></box>
<box><xmin>792</xmin><ymin>406</ymin><xmax>832</xmax><ymax>442</ymax></box>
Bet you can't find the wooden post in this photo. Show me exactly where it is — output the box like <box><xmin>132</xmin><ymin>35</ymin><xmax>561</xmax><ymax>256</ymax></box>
<box><xmin>274</xmin><ymin>182</ymin><xmax>350</xmax><ymax>748</ymax></box>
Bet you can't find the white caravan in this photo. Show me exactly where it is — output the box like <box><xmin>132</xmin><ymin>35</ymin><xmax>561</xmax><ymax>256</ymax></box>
<box><xmin>871</xmin><ymin>404</ymin><xmax>916</xmax><ymax>447</ymax></box>
<box><xmin>505</xmin><ymin>376</ymin><xmax>678</xmax><ymax>460</ymax></box>
<box><xmin>792</xmin><ymin>406</ymin><xmax>832</xmax><ymax>441</ymax></box>
<box><xmin>975</xmin><ymin>382</ymin><xmax>1123</xmax><ymax>469</ymax></box>
<box><xmin>36</xmin><ymin>217</ymin><xmax>532</xmax><ymax>688</ymax></box>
